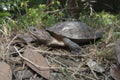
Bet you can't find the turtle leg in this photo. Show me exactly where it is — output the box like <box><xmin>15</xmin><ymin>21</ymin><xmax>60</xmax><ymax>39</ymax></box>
<box><xmin>63</xmin><ymin>38</ymin><xmax>81</xmax><ymax>54</ymax></box>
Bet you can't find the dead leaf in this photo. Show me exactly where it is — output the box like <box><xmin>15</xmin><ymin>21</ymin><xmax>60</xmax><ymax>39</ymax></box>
<box><xmin>23</xmin><ymin>47</ymin><xmax>50</xmax><ymax>80</ymax></box>
<box><xmin>87</xmin><ymin>59</ymin><xmax>105</xmax><ymax>73</ymax></box>
<box><xmin>16</xmin><ymin>33</ymin><xmax>36</xmax><ymax>43</ymax></box>
<box><xmin>0</xmin><ymin>62</ymin><xmax>12</xmax><ymax>80</ymax></box>
<box><xmin>110</xmin><ymin>64</ymin><xmax>120</xmax><ymax>80</ymax></box>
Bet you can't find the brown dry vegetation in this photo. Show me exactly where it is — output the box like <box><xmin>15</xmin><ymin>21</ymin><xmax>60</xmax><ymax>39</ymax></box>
<box><xmin>0</xmin><ymin>23</ymin><xmax>120</xmax><ymax>80</ymax></box>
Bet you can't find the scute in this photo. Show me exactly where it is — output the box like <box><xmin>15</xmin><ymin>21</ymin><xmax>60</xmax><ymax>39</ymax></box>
<box><xmin>47</xmin><ymin>21</ymin><xmax>96</xmax><ymax>39</ymax></box>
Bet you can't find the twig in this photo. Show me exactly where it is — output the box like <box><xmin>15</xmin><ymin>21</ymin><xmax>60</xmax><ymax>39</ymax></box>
<box><xmin>32</xmin><ymin>74</ymin><xmax>37</xmax><ymax>80</ymax></box>
<box><xmin>46</xmin><ymin>55</ymin><xmax>67</xmax><ymax>67</ymax></box>
<box><xmin>88</xmin><ymin>48</ymin><xmax>99</xmax><ymax>79</ymax></box>
<box><xmin>7</xmin><ymin>35</ymin><xmax>18</xmax><ymax>49</ymax></box>
<box><xmin>105</xmin><ymin>27</ymin><xmax>113</xmax><ymax>44</ymax></box>
<box><xmin>28</xmin><ymin>44</ymin><xmax>84</xmax><ymax>58</ymax></box>
<box><xmin>34</xmin><ymin>49</ymin><xmax>83</xmax><ymax>57</ymax></box>
<box><xmin>90</xmin><ymin>68</ymin><xmax>99</xmax><ymax>80</ymax></box>
<box><xmin>71</xmin><ymin>61</ymin><xmax>86</xmax><ymax>77</ymax></box>
<box><xmin>14</xmin><ymin>46</ymin><xmax>59</xmax><ymax>70</ymax></box>
<box><xmin>3</xmin><ymin>35</ymin><xmax>18</xmax><ymax>57</ymax></box>
<box><xmin>90</xmin><ymin>4</ymin><xmax>93</xmax><ymax>16</ymax></box>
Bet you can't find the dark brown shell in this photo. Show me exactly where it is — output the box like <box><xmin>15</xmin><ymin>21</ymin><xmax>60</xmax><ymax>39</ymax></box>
<box><xmin>47</xmin><ymin>21</ymin><xmax>102</xmax><ymax>40</ymax></box>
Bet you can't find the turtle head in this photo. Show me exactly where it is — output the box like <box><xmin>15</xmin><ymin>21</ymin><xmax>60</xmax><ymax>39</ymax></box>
<box><xmin>28</xmin><ymin>26</ymin><xmax>53</xmax><ymax>44</ymax></box>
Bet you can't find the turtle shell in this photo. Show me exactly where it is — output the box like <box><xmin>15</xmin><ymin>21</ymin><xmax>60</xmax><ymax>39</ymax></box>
<box><xmin>47</xmin><ymin>21</ymin><xmax>102</xmax><ymax>43</ymax></box>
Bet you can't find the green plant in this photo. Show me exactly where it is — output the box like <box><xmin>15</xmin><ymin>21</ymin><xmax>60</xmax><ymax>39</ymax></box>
<box><xmin>79</xmin><ymin>11</ymin><xmax>118</xmax><ymax>28</ymax></box>
<box><xmin>17</xmin><ymin>3</ymin><xmax>65</xmax><ymax>28</ymax></box>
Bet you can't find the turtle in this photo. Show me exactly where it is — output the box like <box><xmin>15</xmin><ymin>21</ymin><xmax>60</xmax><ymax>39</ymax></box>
<box><xmin>29</xmin><ymin>21</ymin><xmax>104</xmax><ymax>53</ymax></box>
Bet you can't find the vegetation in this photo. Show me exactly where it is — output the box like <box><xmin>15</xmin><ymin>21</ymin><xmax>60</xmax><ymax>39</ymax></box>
<box><xmin>0</xmin><ymin>0</ymin><xmax>120</xmax><ymax>30</ymax></box>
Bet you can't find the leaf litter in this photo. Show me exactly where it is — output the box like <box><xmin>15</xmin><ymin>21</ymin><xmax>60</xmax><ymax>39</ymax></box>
<box><xmin>0</xmin><ymin>26</ymin><xmax>119</xmax><ymax>80</ymax></box>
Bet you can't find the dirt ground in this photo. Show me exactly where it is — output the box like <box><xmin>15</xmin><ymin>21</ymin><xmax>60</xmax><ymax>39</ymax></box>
<box><xmin>0</xmin><ymin>30</ymin><xmax>117</xmax><ymax>80</ymax></box>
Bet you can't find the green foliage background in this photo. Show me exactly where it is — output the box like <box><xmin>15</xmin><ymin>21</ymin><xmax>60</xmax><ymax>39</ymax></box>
<box><xmin>0</xmin><ymin>0</ymin><xmax>120</xmax><ymax>31</ymax></box>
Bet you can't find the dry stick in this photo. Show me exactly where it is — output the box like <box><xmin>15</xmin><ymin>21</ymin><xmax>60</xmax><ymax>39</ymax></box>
<box><xmin>46</xmin><ymin>55</ymin><xmax>83</xmax><ymax>74</ymax></box>
<box><xmin>20</xmin><ymin>62</ymin><xmax>26</xmax><ymax>80</ymax></box>
<box><xmin>7</xmin><ymin>35</ymin><xmax>18</xmax><ymax>49</ymax></box>
<box><xmin>46</xmin><ymin>55</ymin><xmax>82</xmax><ymax>76</ymax></box>
<box><xmin>14</xmin><ymin>46</ymin><xmax>59</xmax><ymax>70</ymax></box>
<box><xmin>31</xmin><ymin>74</ymin><xmax>37</xmax><ymax>80</ymax></box>
<box><xmin>46</xmin><ymin>55</ymin><xmax>67</xmax><ymax>68</ymax></box>
<box><xmin>3</xmin><ymin>35</ymin><xmax>17</xmax><ymax>56</ymax></box>
<box><xmin>10</xmin><ymin>48</ymin><xmax>24</xmax><ymax>55</ymax></box>
<box><xmin>105</xmin><ymin>27</ymin><xmax>113</xmax><ymax>44</ymax></box>
<box><xmin>20</xmin><ymin>67</ymin><xmax>27</xmax><ymax>80</ymax></box>
<box><xmin>3</xmin><ymin>35</ymin><xmax>18</xmax><ymax>58</ymax></box>
<box><xmin>28</xmin><ymin>44</ymin><xmax>85</xmax><ymax>58</ymax></box>
<box><xmin>71</xmin><ymin>61</ymin><xmax>86</xmax><ymax>77</ymax></box>
<box><xmin>72</xmin><ymin>47</ymin><xmax>99</xmax><ymax>80</ymax></box>
<box><xmin>88</xmin><ymin>47</ymin><xmax>99</xmax><ymax>80</ymax></box>
<box><xmin>48</xmin><ymin>55</ymin><xmax>82</xmax><ymax>72</ymax></box>
<box><xmin>71</xmin><ymin>48</ymin><xmax>95</xmax><ymax>78</ymax></box>
<box><xmin>1</xmin><ymin>35</ymin><xmax>18</xmax><ymax>60</ymax></box>
<box><xmin>34</xmin><ymin>49</ymin><xmax>83</xmax><ymax>57</ymax></box>
<box><xmin>90</xmin><ymin>68</ymin><xmax>99</xmax><ymax>80</ymax></box>
<box><xmin>90</xmin><ymin>4</ymin><xmax>93</xmax><ymax>16</ymax></box>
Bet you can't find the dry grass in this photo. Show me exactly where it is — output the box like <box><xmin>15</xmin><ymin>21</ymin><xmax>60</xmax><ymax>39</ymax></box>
<box><xmin>0</xmin><ymin>22</ymin><xmax>119</xmax><ymax>80</ymax></box>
